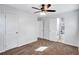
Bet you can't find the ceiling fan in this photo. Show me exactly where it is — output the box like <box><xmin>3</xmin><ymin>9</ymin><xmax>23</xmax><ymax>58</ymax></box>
<box><xmin>32</xmin><ymin>4</ymin><xmax>56</xmax><ymax>14</ymax></box>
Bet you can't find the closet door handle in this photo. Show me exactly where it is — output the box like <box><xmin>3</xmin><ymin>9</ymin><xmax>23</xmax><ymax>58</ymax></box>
<box><xmin>16</xmin><ymin>32</ymin><xmax>18</xmax><ymax>34</ymax></box>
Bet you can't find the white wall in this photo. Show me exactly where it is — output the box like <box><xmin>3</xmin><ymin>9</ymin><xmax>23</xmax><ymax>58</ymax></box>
<box><xmin>38</xmin><ymin>10</ymin><xmax>79</xmax><ymax>47</ymax></box>
<box><xmin>0</xmin><ymin>5</ymin><xmax>39</xmax><ymax>52</ymax></box>
<box><xmin>49</xmin><ymin>18</ymin><xmax>57</xmax><ymax>41</ymax></box>
<box><xmin>17</xmin><ymin>12</ymin><xmax>39</xmax><ymax>46</ymax></box>
<box><xmin>58</xmin><ymin>10</ymin><xmax>79</xmax><ymax>47</ymax></box>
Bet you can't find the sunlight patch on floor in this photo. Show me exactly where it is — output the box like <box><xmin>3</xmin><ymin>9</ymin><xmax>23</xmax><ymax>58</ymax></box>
<box><xmin>35</xmin><ymin>46</ymin><xmax>48</xmax><ymax>52</ymax></box>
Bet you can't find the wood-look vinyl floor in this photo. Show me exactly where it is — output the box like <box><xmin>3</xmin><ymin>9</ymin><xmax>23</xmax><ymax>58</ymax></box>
<box><xmin>0</xmin><ymin>39</ymin><xmax>78</xmax><ymax>55</ymax></box>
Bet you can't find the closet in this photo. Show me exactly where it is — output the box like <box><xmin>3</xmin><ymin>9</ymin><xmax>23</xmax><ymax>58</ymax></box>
<box><xmin>0</xmin><ymin>5</ymin><xmax>19</xmax><ymax>51</ymax></box>
<box><xmin>38</xmin><ymin>17</ymin><xmax>57</xmax><ymax>41</ymax></box>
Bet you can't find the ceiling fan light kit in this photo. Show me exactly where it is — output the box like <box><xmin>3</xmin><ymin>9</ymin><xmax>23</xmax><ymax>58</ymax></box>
<box><xmin>40</xmin><ymin>12</ymin><xmax>46</xmax><ymax>15</ymax></box>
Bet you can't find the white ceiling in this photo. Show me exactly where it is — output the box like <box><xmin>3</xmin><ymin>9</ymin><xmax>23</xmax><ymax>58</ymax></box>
<box><xmin>7</xmin><ymin>4</ymin><xmax>79</xmax><ymax>17</ymax></box>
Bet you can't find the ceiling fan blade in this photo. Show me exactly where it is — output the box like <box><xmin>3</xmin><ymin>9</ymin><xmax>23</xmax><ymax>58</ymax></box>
<box><xmin>46</xmin><ymin>10</ymin><xmax>56</xmax><ymax>12</ymax></box>
<box><xmin>41</xmin><ymin>4</ymin><xmax>51</xmax><ymax>9</ymax></box>
<box><xmin>47</xmin><ymin>4</ymin><xmax>51</xmax><ymax>8</ymax></box>
<box><xmin>34</xmin><ymin>11</ymin><xmax>41</xmax><ymax>13</ymax></box>
<box><xmin>32</xmin><ymin>7</ymin><xmax>41</xmax><ymax>10</ymax></box>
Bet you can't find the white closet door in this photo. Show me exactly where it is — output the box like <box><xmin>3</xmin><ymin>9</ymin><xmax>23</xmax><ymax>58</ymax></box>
<box><xmin>38</xmin><ymin>19</ymin><xmax>43</xmax><ymax>38</ymax></box>
<box><xmin>0</xmin><ymin>9</ymin><xmax>5</xmax><ymax>52</ymax></box>
<box><xmin>49</xmin><ymin>18</ymin><xmax>57</xmax><ymax>41</ymax></box>
<box><xmin>38</xmin><ymin>17</ymin><xmax>49</xmax><ymax>39</ymax></box>
<box><xmin>5</xmin><ymin>13</ymin><xmax>18</xmax><ymax>50</ymax></box>
<box><xmin>43</xmin><ymin>19</ymin><xmax>49</xmax><ymax>39</ymax></box>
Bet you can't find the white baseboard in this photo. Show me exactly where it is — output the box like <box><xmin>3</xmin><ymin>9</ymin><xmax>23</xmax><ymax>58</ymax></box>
<box><xmin>0</xmin><ymin>50</ymin><xmax>6</xmax><ymax>53</ymax></box>
<box><xmin>0</xmin><ymin>39</ymin><xmax>37</xmax><ymax>53</ymax></box>
<box><xmin>17</xmin><ymin>39</ymin><xmax>37</xmax><ymax>47</ymax></box>
<box><xmin>61</xmin><ymin>42</ymin><xmax>78</xmax><ymax>47</ymax></box>
<box><xmin>49</xmin><ymin>39</ymin><xmax>78</xmax><ymax>47</ymax></box>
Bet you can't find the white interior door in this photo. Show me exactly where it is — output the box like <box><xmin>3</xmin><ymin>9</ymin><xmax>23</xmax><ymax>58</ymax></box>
<box><xmin>5</xmin><ymin>13</ymin><xmax>18</xmax><ymax>50</ymax></box>
<box><xmin>49</xmin><ymin>18</ymin><xmax>57</xmax><ymax>41</ymax></box>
